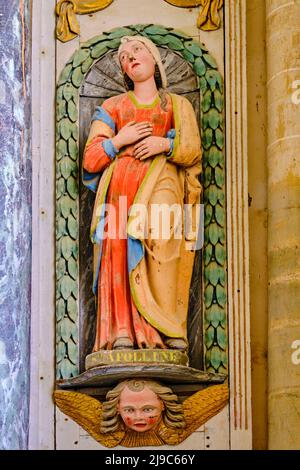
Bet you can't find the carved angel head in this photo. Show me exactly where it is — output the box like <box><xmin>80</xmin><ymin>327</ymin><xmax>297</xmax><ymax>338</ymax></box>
<box><xmin>100</xmin><ymin>379</ymin><xmax>186</xmax><ymax>433</ymax></box>
<box><xmin>54</xmin><ymin>383</ymin><xmax>229</xmax><ymax>447</ymax></box>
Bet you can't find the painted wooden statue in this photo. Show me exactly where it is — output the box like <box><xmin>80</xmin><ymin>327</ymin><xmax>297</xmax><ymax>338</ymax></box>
<box><xmin>82</xmin><ymin>36</ymin><xmax>202</xmax><ymax>355</ymax></box>
<box><xmin>54</xmin><ymin>32</ymin><xmax>229</xmax><ymax>449</ymax></box>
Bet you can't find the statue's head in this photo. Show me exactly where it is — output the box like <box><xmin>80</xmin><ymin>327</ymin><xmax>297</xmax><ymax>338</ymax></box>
<box><xmin>117</xmin><ymin>35</ymin><xmax>167</xmax><ymax>90</ymax></box>
<box><xmin>118</xmin><ymin>381</ymin><xmax>164</xmax><ymax>432</ymax></box>
<box><xmin>100</xmin><ymin>379</ymin><xmax>186</xmax><ymax>434</ymax></box>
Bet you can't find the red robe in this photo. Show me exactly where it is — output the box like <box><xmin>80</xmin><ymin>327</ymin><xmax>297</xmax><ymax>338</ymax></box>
<box><xmin>83</xmin><ymin>92</ymin><xmax>173</xmax><ymax>350</ymax></box>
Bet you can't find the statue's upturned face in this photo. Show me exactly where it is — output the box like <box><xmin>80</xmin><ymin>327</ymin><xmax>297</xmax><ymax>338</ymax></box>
<box><xmin>118</xmin><ymin>386</ymin><xmax>164</xmax><ymax>433</ymax></box>
<box><xmin>119</xmin><ymin>41</ymin><xmax>156</xmax><ymax>84</ymax></box>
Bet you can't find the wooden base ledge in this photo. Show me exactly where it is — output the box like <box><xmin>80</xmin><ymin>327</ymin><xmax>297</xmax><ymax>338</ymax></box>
<box><xmin>57</xmin><ymin>363</ymin><xmax>227</xmax><ymax>390</ymax></box>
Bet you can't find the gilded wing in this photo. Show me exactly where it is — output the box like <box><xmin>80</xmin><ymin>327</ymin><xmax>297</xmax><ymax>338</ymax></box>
<box><xmin>158</xmin><ymin>383</ymin><xmax>229</xmax><ymax>445</ymax></box>
<box><xmin>54</xmin><ymin>390</ymin><xmax>124</xmax><ymax>448</ymax></box>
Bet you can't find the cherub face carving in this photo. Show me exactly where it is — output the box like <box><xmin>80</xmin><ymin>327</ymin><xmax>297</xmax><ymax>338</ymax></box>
<box><xmin>118</xmin><ymin>385</ymin><xmax>164</xmax><ymax>433</ymax></box>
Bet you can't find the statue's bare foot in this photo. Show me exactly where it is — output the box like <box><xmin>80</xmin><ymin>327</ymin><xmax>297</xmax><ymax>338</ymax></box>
<box><xmin>165</xmin><ymin>338</ymin><xmax>187</xmax><ymax>351</ymax></box>
<box><xmin>113</xmin><ymin>337</ymin><xmax>134</xmax><ymax>350</ymax></box>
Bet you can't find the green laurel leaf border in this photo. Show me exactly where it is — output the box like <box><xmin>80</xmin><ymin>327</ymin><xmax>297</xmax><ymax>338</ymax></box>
<box><xmin>56</xmin><ymin>24</ymin><xmax>227</xmax><ymax>379</ymax></box>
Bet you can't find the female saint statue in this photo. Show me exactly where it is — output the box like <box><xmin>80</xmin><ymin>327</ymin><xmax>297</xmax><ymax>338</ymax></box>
<box><xmin>83</xmin><ymin>35</ymin><xmax>201</xmax><ymax>353</ymax></box>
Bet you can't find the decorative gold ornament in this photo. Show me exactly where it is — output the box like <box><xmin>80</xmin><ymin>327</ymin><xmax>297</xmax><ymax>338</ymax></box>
<box><xmin>197</xmin><ymin>0</ymin><xmax>223</xmax><ymax>30</ymax></box>
<box><xmin>56</xmin><ymin>0</ymin><xmax>113</xmax><ymax>43</ymax></box>
<box><xmin>54</xmin><ymin>383</ymin><xmax>229</xmax><ymax>447</ymax></box>
<box><xmin>163</xmin><ymin>0</ymin><xmax>201</xmax><ymax>6</ymax></box>
<box><xmin>164</xmin><ymin>0</ymin><xmax>223</xmax><ymax>30</ymax></box>
<box><xmin>56</xmin><ymin>0</ymin><xmax>223</xmax><ymax>43</ymax></box>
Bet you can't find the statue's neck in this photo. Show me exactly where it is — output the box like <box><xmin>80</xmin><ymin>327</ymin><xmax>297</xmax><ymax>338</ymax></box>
<box><xmin>133</xmin><ymin>77</ymin><xmax>158</xmax><ymax>105</ymax></box>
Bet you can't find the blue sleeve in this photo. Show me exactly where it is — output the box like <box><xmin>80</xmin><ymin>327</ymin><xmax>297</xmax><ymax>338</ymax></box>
<box><xmin>92</xmin><ymin>106</ymin><xmax>116</xmax><ymax>133</ymax></box>
<box><xmin>102</xmin><ymin>139</ymin><xmax>119</xmax><ymax>160</ymax></box>
<box><xmin>92</xmin><ymin>106</ymin><xmax>118</xmax><ymax>160</ymax></box>
<box><xmin>166</xmin><ymin>129</ymin><xmax>176</xmax><ymax>156</ymax></box>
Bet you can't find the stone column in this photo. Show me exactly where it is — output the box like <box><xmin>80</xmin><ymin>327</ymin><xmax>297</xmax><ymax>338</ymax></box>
<box><xmin>266</xmin><ymin>0</ymin><xmax>300</xmax><ymax>450</ymax></box>
<box><xmin>0</xmin><ymin>1</ymin><xmax>31</xmax><ymax>449</ymax></box>
<box><xmin>247</xmin><ymin>0</ymin><xmax>268</xmax><ymax>450</ymax></box>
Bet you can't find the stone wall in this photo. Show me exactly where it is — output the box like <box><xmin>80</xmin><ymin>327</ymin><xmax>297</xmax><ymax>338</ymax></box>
<box><xmin>266</xmin><ymin>0</ymin><xmax>300</xmax><ymax>450</ymax></box>
<box><xmin>0</xmin><ymin>0</ymin><xmax>31</xmax><ymax>449</ymax></box>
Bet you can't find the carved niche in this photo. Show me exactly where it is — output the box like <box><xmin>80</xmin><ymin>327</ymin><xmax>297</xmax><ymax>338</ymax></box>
<box><xmin>55</xmin><ymin>24</ymin><xmax>228</xmax><ymax>448</ymax></box>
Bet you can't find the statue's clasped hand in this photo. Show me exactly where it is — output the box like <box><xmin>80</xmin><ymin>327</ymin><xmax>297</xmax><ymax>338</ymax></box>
<box><xmin>133</xmin><ymin>136</ymin><xmax>170</xmax><ymax>160</ymax></box>
<box><xmin>112</xmin><ymin>121</ymin><xmax>153</xmax><ymax>150</ymax></box>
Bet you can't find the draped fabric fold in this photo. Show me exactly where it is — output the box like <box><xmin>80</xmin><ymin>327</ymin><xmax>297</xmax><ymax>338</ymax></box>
<box><xmin>127</xmin><ymin>94</ymin><xmax>201</xmax><ymax>340</ymax></box>
<box><xmin>163</xmin><ymin>0</ymin><xmax>223</xmax><ymax>31</ymax></box>
<box><xmin>56</xmin><ymin>0</ymin><xmax>113</xmax><ymax>42</ymax></box>
<box><xmin>197</xmin><ymin>0</ymin><xmax>223</xmax><ymax>31</ymax></box>
<box><xmin>85</xmin><ymin>93</ymin><xmax>201</xmax><ymax>348</ymax></box>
